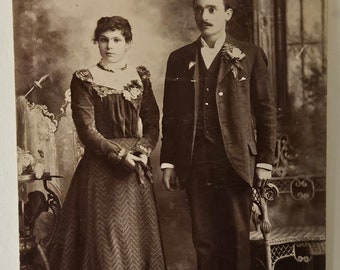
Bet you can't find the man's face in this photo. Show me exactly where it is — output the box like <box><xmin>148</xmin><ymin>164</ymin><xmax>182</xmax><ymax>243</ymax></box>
<box><xmin>193</xmin><ymin>0</ymin><xmax>232</xmax><ymax>40</ymax></box>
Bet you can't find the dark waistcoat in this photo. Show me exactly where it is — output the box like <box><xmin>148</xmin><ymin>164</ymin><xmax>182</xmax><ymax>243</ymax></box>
<box><xmin>191</xmin><ymin>51</ymin><xmax>231</xmax><ymax>178</ymax></box>
<box><xmin>195</xmin><ymin>51</ymin><xmax>222</xmax><ymax>144</ymax></box>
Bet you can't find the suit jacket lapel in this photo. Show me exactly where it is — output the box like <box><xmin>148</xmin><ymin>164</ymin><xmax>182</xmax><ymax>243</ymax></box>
<box><xmin>217</xmin><ymin>57</ymin><xmax>232</xmax><ymax>84</ymax></box>
<box><xmin>193</xmin><ymin>53</ymin><xmax>200</xmax><ymax>133</ymax></box>
<box><xmin>217</xmin><ymin>36</ymin><xmax>234</xmax><ymax>84</ymax></box>
<box><xmin>217</xmin><ymin>34</ymin><xmax>248</xmax><ymax>84</ymax></box>
<box><xmin>182</xmin><ymin>39</ymin><xmax>200</xmax><ymax>125</ymax></box>
<box><xmin>183</xmin><ymin>39</ymin><xmax>200</xmax><ymax>155</ymax></box>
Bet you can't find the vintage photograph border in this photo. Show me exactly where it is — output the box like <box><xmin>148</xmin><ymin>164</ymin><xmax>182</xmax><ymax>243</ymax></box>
<box><xmin>1</xmin><ymin>0</ymin><xmax>339</xmax><ymax>268</ymax></box>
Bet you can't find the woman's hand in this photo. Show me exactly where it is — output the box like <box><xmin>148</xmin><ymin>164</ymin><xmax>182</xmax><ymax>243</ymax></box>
<box><xmin>124</xmin><ymin>152</ymin><xmax>143</xmax><ymax>170</ymax></box>
<box><xmin>138</xmin><ymin>153</ymin><xmax>148</xmax><ymax>165</ymax></box>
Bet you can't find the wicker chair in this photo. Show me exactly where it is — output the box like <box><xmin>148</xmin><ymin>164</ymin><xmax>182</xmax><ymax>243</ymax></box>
<box><xmin>250</xmin><ymin>136</ymin><xmax>326</xmax><ymax>270</ymax></box>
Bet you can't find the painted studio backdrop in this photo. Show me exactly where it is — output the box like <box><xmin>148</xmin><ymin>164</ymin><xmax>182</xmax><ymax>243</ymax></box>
<box><xmin>14</xmin><ymin>0</ymin><xmax>326</xmax><ymax>269</ymax></box>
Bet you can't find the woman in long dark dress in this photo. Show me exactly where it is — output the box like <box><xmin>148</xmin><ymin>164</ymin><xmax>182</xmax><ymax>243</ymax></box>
<box><xmin>49</xmin><ymin>16</ymin><xmax>166</xmax><ymax>270</ymax></box>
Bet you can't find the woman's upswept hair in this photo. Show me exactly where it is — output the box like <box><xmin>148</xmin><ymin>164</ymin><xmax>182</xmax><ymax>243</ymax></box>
<box><xmin>93</xmin><ymin>16</ymin><xmax>132</xmax><ymax>43</ymax></box>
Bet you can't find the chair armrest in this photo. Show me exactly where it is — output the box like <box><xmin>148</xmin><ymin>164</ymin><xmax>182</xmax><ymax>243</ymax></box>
<box><xmin>252</xmin><ymin>182</ymin><xmax>279</xmax><ymax>240</ymax></box>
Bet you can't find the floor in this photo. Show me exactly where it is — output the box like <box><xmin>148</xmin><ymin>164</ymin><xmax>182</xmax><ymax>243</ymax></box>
<box><xmin>154</xmin><ymin>179</ymin><xmax>326</xmax><ymax>270</ymax></box>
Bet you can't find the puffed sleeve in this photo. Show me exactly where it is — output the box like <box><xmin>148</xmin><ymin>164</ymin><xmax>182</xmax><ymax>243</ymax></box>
<box><xmin>132</xmin><ymin>66</ymin><xmax>160</xmax><ymax>156</ymax></box>
<box><xmin>70</xmin><ymin>70</ymin><xmax>129</xmax><ymax>164</ymax></box>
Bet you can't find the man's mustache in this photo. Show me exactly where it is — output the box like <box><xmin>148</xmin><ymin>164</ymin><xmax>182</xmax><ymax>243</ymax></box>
<box><xmin>199</xmin><ymin>22</ymin><xmax>213</xmax><ymax>27</ymax></box>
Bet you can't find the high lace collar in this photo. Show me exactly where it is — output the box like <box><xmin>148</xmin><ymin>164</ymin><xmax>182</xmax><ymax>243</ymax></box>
<box><xmin>98</xmin><ymin>58</ymin><xmax>127</xmax><ymax>73</ymax></box>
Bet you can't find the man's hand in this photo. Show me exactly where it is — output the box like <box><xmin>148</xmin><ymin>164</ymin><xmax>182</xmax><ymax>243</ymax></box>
<box><xmin>162</xmin><ymin>168</ymin><xmax>179</xmax><ymax>191</ymax></box>
<box><xmin>255</xmin><ymin>167</ymin><xmax>272</xmax><ymax>188</ymax></box>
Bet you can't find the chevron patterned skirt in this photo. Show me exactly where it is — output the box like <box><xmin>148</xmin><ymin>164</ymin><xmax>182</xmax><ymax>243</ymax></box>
<box><xmin>49</xmin><ymin>154</ymin><xmax>166</xmax><ymax>270</ymax></box>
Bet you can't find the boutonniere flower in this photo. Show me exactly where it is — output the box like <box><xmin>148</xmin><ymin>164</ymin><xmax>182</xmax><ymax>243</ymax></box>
<box><xmin>188</xmin><ymin>61</ymin><xmax>196</xmax><ymax>70</ymax></box>
<box><xmin>221</xmin><ymin>43</ymin><xmax>246</xmax><ymax>79</ymax></box>
<box><xmin>123</xmin><ymin>79</ymin><xmax>143</xmax><ymax>101</ymax></box>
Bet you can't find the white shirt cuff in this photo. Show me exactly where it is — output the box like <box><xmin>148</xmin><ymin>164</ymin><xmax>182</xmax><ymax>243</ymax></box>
<box><xmin>256</xmin><ymin>163</ymin><xmax>273</xmax><ymax>171</ymax></box>
<box><xmin>161</xmin><ymin>163</ymin><xmax>175</xmax><ymax>170</ymax></box>
<box><xmin>162</xmin><ymin>163</ymin><xmax>271</xmax><ymax>171</ymax></box>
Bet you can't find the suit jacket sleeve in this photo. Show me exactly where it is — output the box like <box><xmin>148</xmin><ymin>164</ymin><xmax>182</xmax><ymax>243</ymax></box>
<box><xmin>160</xmin><ymin>53</ymin><xmax>178</xmax><ymax>165</ymax></box>
<box><xmin>250</xmin><ymin>46</ymin><xmax>277</xmax><ymax>165</ymax></box>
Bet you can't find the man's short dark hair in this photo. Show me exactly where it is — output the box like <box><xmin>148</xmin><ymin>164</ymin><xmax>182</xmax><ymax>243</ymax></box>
<box><xmin>192</xmin><ymin>0</ymin><xmax>236</xmax><ymax>10</ymax></box>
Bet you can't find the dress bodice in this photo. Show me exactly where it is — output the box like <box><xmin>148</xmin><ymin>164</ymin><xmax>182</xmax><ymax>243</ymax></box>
<box><xmin>73</xmin><ymin>64</ymin><xmax>147</xmax><ymax>139</ymax></box>
<box><xmin>70</xmin><ymin>63</ymin><xmax>159</xmax><ymax>160</ymax></box>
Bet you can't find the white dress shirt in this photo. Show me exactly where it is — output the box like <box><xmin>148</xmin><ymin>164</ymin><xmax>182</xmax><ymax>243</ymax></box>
<box><xmin>200</xmin><ymin>34</ymin><xmax>226</xmax><ymax>69</ymax></box>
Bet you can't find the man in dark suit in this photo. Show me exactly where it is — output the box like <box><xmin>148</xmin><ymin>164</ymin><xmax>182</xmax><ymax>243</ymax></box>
<box><xmin>160</xmin><ymin>0</ymin><xmax>277</xmax><ymax>269</ymax></box>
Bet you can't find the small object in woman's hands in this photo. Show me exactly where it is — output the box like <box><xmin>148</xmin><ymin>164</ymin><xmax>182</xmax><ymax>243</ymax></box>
<box><xmin>139</xmin><ymin>162</ymin><xmax>153</xmax><ymax>184</ymax></box>
<box><xmin>139</xmin><ymin>153</ymin><xmax>148</xmax><ymax>165</ymax></box>
<box><xmin>135</xmin><ymin>162</ymin><xmax>147</xmax><ymax>188</ymax></box>
<box><xmin>135</xmin><ymin>161</ymin><xmax>154</xmax><ymax>188</ymax></box>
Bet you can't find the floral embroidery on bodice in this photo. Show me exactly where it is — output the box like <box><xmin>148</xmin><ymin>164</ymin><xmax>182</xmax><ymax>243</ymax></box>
<box><xmin>74</xmin><ymin>65</ymin><xmax>146</xmax><ymax>109</ymax></box>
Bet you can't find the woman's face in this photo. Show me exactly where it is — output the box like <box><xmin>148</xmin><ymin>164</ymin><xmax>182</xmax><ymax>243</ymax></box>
<box><xmin>98</xmin><ymin>30</ymin><xmax>130</xmax><ymax>63</ymax></box>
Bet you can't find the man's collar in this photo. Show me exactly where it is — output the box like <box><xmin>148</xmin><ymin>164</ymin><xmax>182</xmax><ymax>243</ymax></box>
<box><xmin>200</xmin><ymin>33</ymin><xmax>226</xmax><ymax>50</ymax></box>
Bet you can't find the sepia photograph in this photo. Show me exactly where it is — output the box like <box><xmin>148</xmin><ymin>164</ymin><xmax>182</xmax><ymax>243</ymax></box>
<box><xmin>0</xmin><ymin>0</ymin><xmax>336</xmax><ymax>269</ymax></box>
